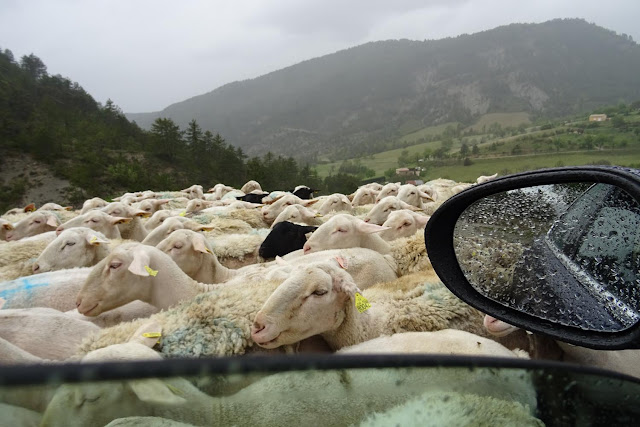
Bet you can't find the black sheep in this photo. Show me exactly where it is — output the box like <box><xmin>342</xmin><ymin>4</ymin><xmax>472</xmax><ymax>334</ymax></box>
<box><xmin>258</xmin><ymin>221</ymin><xmax>318</xmax><ymax>259</ymax></box>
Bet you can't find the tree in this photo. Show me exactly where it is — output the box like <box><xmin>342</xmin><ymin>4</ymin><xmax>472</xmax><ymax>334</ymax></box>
<box><xmin>20</xmin><ymin>53</ymin><xmax>47</xmax><ymax>80</ymax></box>
<box><xmin>459</xmin><ymin>143</ymin><xmax>469</xmax><ymax>157</ymax></box>
<box><xmin>150</xmin><ymin>118</ymin><xmax>183</xmax><ymax>161</ymax></box>
<box><xmin>472</xmin><ymin>143</ymin><xmax>479</xmax><ymax>156</ymax></box>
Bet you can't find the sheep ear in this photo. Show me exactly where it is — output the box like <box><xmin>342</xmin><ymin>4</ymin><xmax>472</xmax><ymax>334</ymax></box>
<box><xmin>414</xmin><ymin>215</ymin><xmax>430</xmax><ymax>227</ymax></box>
<box><xmin>46</xmin><ymin>215</ymin><xmax>60</xmax><ymax>227</ymax></box>
<box><xmin>2</xmin><ymin>223</ymin><xmax>13</xmax><ymax>230</ymax></box>
<box><xmin>87</xmin><ymin>233</ymin><xmax>109</xmax><ymax>246</ymax></box>
<box><xmin>355</xmin><ymin>221</ymin><xmax>390</xmax><ymax>234</ymax></box>
<box><xmin>303</xmin><ymin>199</ymin><xmax>320</xmax><ymax>206</ymax></box>
<box><xmin>133</xmin><ymin>209</ymin><xmax>151</xmax><ymax>218</ymax></box>
<box><xmin>129</xmin><ymin>379</ymin><xmax>186</xmax><ymax>405</ymax></box>
<box><xmin>418</xmin><ymin>190</ymin><xmax>435</xmax><ymax>202</ymax></box>
<box><xmin>64</xmin><ymin>206</ymin><xmax>73</xmax><ymax>211</ymax></box>
<box><xmin>275</xmin><ymin>256</ymin><xmax>290</xmax><ymax>266</ymax></box>
<box><xmin>130</xmin><ymin>320</ymin><xmax>163</xmax><ymax>347</ymax></box>
<box><xmin>155</xmin><ymin>199</ymin><xmax>170</xmax><ymax>206</ymax></box>
<box><xmin>196</xmin><ymin>225</ymin><xmax>215</xmax><ymax>232</ymax></box>
<box><xmin>23</xmin><ymin>203</ymin><xmax>36</xmax><ymax>212</ymax></box>
<box><xmin>128</xmin><ymin>248</ymin><xmax>153</xmax><ymax>276</ymax></box>
<box><xmin>192</xmin><ymin>234</ymin><xmax>211</xmax><ymax>254</ymax></box>
<box><xmin>347</xmin><ymin>193</ymin><xmax>355</xmax><ymax>201</ymax></box>
<box><xmin>112</xmin><ymin>216</ymin><xmax>133</xmax><ymax>225</ymax></box>
<box><xmin>321</xmin><ymin>264</ymin><xmax>357</xmax><ymax>295</ymax></box>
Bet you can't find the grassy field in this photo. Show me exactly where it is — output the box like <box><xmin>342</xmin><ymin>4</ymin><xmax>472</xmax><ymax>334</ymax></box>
<box><xmin>422</xmin><ymin>149</ymin><xmax>640</xmax><ymax>182</ymax></box>
<box><xmin>465</xmin><ymin>112</ymin><xmax>531</xmax><ymax>132</ymax></box>
<box><xmin>397</xmin><ymin>122</ymin><xmax>459</xmax><ymax>144</ymax></box>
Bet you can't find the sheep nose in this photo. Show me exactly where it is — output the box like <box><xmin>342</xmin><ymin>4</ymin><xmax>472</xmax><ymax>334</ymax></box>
<box><xmin>32</xmin><ymin>263</ymin><xmax>40</xmax><ymax>273</ymax></box>
<box><xmin>76</xmin><ymin>298</ymin><xmax>82</xmax><ymax>308</ymax></box>
<box><xmin>363</xmin><ymin>218</ymin><xmax>370</xmax><ymax>223</ymax></box>
<box><xmin>303</xmin><ymin>243</ymin><xmax>311</xmax><ymax>254</ymax></box>
<box><xmin>55</xmin><ymin>226</ymin><xmax>64</xmax><ymax>235</ymax></box>
<box><xmin>251</xmin><ymin>312</ymin><xmax>267</xmax><ymax>334</ymax></box>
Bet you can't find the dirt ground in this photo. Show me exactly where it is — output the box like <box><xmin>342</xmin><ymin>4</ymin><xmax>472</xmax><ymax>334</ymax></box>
<box><xmin>0</xmin><ymin>154</ymin><xmax>74</xmax><ymax>209</ymax></box>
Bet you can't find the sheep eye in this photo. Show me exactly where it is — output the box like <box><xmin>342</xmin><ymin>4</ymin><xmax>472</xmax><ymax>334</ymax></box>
<box><xmin>383</xmin><ymin>209</ymin><xmax>389</xmax><ymax>213</ymax></box>
<box><xmin>113</xmin><ymin>210</ymin><xmax>120</xmax><ymax>215</ymax></box>
<box><xmin>312</xmin><ymin>289</ymin><xmax>327</xmax><ymax>296</ymax></box>
<box><xmin>109</xmin><ymin>262</ymin><xmax>122</xmax><ymax>270</ymax></box>
<box><xmin>91</xmin><ymin>218</ymin><xmax>100</xmax><ymax>223</ymax></box>
<box><xmin>173</xmin><ymin>243</ymin><xmax>183</xmax><ymax>249</ymax></box>
<box><xmin>403</xmin><ymin>222</ymin><xmax>412</xmax><ymax>227</ymax></box>
<box><xmin>64</xmin><ymin>241</ymin><xmax>76</xmax><ymax>248</ymax></box>
<box><xmin>33</xmin><ymin>220</ymin><xmax>41</xmax><ymax>224</ymax></box>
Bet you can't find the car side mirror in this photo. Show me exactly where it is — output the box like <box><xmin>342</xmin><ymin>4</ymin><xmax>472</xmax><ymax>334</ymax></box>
<box><xmin>425</xmin><ymin>166</ymin><xmax>640</xmax><ymax>350</ymax></box>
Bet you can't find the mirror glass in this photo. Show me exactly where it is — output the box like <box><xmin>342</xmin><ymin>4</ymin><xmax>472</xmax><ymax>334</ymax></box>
<box><xmin>454</xmin><ymin>182</ymin><xmax>640</xmax><ymax>332</ymax></box>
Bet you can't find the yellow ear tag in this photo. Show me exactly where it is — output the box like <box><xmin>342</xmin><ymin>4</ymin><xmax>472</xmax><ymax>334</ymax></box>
<box><xmin>206</xmin><ymin>248</ymin><xmax>213</xmax><ymax>254</ymax></box>
<box><xmin>145</xmin><ymin>265</ymin><xmax>158</xmax><ymax>276</ymax></box>
<box><xmin>336</xmin><ymin>256</ymin><xmax>348</xmax><ymax>269</ymax></box>
<box><xmin>142</xmin><ymin>332</ymin><xmax>161</xmax><ymax>338</ymax></box>
<box><xmin>179</xmin><ymin>211</ymin><xmax>186</xmax><ymax>217</ymax></box>
<box><xmin>166</xmin><ymin>384</ymin><xmax>185</xmax><ymax>396</ymax></box>
<box><xmin>90</xmin><ymin>236</ymin><xmax>99</xmax><ymax>244</ymax></box>
<box><xmin>355</xmin><ymin>292</ymin><xmax>371</xmax><ymax>313</ymax></box>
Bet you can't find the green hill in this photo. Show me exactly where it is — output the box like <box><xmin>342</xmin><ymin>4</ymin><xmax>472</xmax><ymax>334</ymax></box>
<box><xmin>127</xmin><ymin>19</ymin><xmax>640</xmax><ymax>164</ymax></box>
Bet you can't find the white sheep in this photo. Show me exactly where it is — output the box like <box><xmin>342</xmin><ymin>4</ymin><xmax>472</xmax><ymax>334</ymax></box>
<box><xmin>252</xmin><ymin>265</ymin><xmax>485</xmax><ymax>351</ymax></box>
<box><xmin>0</xmin><ymin>307</ymin><xmax>100</xmax><ymax>361</ymax></box>
<box><xmin>0</xmin><ymin>218</ymin><xmax>14</xmax><ymax>240</ymax></box>
<box><xmin>32</xmin><ymin>228</ymin><xmax>111</xmax><ymax>274</ymax></box>
<box><xmin>270</xmin><ymin>204</ymin><xmax>323</xmax><ymax>228</ymax></box>
<box><xmin>80</xmin><ymin>197</ymin><xmax>109</xmax><ymax>214</ymax></box>
<box><xmin>141</xmin><ymin>217</ymin><xmax>213</xmax><ymax>247</ymax></box>
<box><xmin>181</xmin><ymin>184</ymin><xmax>204</xmax><ymax>200</ymax></box>
<box><xmin>375</xmin><ymin>182</ymin><xmax>402</xmax><ymax>202</ymax></box>
<box><xmin>4</xmin><ymin>211</ymin><xmax>60</xmax><ymax>241</ymax></box>
<box><xmin>483</xmin><ymin>315</ymin><xmax>640</xmax><ymax>379</ymax></box>
<box><xmin>206</xmin><ymin>183</ymin><xmax>235</xmax><ymax>199</ymax></box>
<box><xmin>49</xmin><ymin>329</ymin><xmax>538</xmax><ymax>427</ymax></box>
<box><xmin>57</xmin><ymin>209</ymin><xmax>130</xmax><ymax>239</ymax></box>
<box><xmin>379</xmin><ymin>210</ymin><xmax>430</xmax><ymax>241</ymax></box>
<box><xmin>261</xmin><ymin>194</ymin><xmax>319</xmax><ymax>225</ymax></box>
<box><xmin>0</xmin><ymin>267</ymin><xmax>92</xmax><ymax>312</ymax></box>
<box><xmin>2</xmin><ymin>203</ymin><xmax>36</xmax><ymax>216</ymax></box>
<box><xmin>102</xmin><ymin>202</ymin><xmax>150</xmax><ymax>241</ymax></box>
<box><xmin>396</xmin><ymin>183</ymin><xmax>435</xmax><ymax>209</ymax></box>
<box><xmin>37</xmin><ymin>203</ymin><xmax>72</xmax><ymax>212</ymax></box>
<box><xmin>133</xmin><ymin>198</ymin><xmax>170</xmax><ymax>215</ymax></box>
<box><xmin>301</xmin><ymin>213</ymin><xmax>391</xmax><ymax>254</ymax></box>
<box><xmin>316</xmin><ymin>193</ymin><xmax>353</xmax><ymax>215</ymax></box>
<box><xmin>363</xmin><ymin>196</ymin><xmax>422</xmax><ymax>225</ymax></box>
<box><xmin>0</xmin><ymin>238</ymin><xmax>54</xmax><ymax>281</ymax></box>
<box><xmin>350</xmin><ymin>186</ymin><xmax>379</xmax><ymax>206</ymax></box>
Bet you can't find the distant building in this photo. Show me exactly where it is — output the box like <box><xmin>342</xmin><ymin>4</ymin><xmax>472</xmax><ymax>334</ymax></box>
<box><xmin>589</xmin><ymin>114</ymin><xmax>607</xmax><ymax>122</ymax></box>
<box><xmin>405</xmin><ymin>179</ymin><xmax>424</xmax><ymax>186</ymax></box>
<box><xmin>395</xmin><ymin>167</ymin><xmax>420</xmax><ymax>176</ymax></box>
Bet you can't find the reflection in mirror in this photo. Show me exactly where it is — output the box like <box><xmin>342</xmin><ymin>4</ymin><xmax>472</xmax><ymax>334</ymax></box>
<box><xmin>454</xmin><ymin>182</ymin><xmax>640</xmax><ymax>332</ymax></box>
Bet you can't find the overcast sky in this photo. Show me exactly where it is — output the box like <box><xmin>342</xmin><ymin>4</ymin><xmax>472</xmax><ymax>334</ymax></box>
<box><xmin>1</xmin><ymin>0</ymin><xmax>639</xmax><ymax>113</ymax></box>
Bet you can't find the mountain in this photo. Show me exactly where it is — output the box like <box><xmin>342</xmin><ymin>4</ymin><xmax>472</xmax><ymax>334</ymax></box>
<box><xmin>126</xmin><ymin>18</ymin><xmax>640</xmax><ymax>162</ymax></box>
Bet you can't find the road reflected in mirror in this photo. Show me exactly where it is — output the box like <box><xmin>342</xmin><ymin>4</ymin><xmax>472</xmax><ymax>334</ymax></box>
<box><xmin>454</xmin><ymin>182</ymin><xmax>640</xmax><ymax>332</ymax></box>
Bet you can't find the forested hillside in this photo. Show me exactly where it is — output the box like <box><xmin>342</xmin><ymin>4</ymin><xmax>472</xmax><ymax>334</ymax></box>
<box><xmin>128</xmin><ymin>19</ymin><xmax>640</xmax><ymax>163</ymax></box>
<box><xmin>0</xmin><ymin>49</ymin><xmax>328</xmax><ymax>211</ymax></box>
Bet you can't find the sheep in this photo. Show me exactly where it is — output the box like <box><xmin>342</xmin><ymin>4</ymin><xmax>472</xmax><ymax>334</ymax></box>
<box><xmin>185</xmin><ymin>198</ymin><xmax>222</xmax><ymax>214</ymax></box>
<box><xmin>155</xmin><ymin>229</ymin><xmax>240</xmax><ymax>283</ymax></box>
<box><xmin>80</xmin><ymin>197</ymin><xmax>109</xmax><ymax>214</ymax></box>
<box><xmin>74</xmin><ymin>243</ymin><xmax>222</xmax><ymax>316</ymax></box>
<box><xmin>271</xmin><ymin>204</ymin><xmax>323</xmax><ymax>228</ymax></box>
<box><xmin>141</xmin><ymin>217</ymin><xmax>213</xmax><ymax>247</ymax></box>
<box><xmin>375</xmin><ymin>182</ymin><xmax>401</xmax><ymax>202</ymax></box>
<box><xmin>0</xmin><ymin>238</ymin><xmax>53</xmax><ymax>281</ymax></box>
<box><xmin>133</xmin><ymin>198</ymin><xmax>170</xmax><ymax>215</ymax></box>
<box><xmin>258</xmin><ymin>221</ymin><xmax>318</xmax><ymax>259</ymax></box>
<box><xmin>338</xmin><ymin>330</ymin><xmax>529</xmax><ymax>358</ymax></box>
<box><xmin>251</xmin><ymin>264</ymin><xmax>485</xmax><ymax>351</ymax></box>
<box><xmin>3</xmin><ymin>203</ymin><xmax>36</xmax><ymax>216</ymax></box>
<box><xmin>236</xmin><ymin>191</ymin><xmax>270</xmax><ymax>204</ymax></box>
<box><xmin>77</xmin><ymin>248</ymin><xmax>398</xmax><ymax>356</ymax></box>
<box><xmin>0</xmin><ymin>218</ymin><xmax>14</xmax><ymax>240</ymax></box>
<box><xmin>52</xmin><ymin>332</ymin><xmax>538</xmax><ymax>427</ymax></box>
<box><xmin>37</xmin><ymin>203</ymin><xmax>72</xmax><ymax>211</ymax></box>
<box><xmin>483</xmin><ymin>315</ymin><xmax>640</xmax><ymax>378</ymax></box>
<box><xmin>181</xmin><ymin>184</ymin><xmax>204</xmax><ymax>200</ymax></box>
<box><xmin>0</xmin><ymin>307</ymin><xmax>100</xmax><ymax>361</ymax></box>
<box><xmin>102</xmin><ymin>202</ymin><xmax>150</xmax><ymax>241</ymax></box>
<box><xmin>291</xmin><ymin>185</ymin><xmax>317</xmax><ymax>199</ymax></box>
<box><xmin>56</xmin><ymin>209</ymin><xmax>130</xmax><ymax>239</ymax></box>
<box><xmin>316</xmin><ymin>193</ymin><xmax>353</xmax><ymax>215</ymax></box>
<box><xmin>302</xmin><ymin>214</ymin><xmax>390</xmax><ymax>255</ymax></box>
<box><xmin>261</xmin><ymin>194</ymin><xmax>318</xmax><ymax>225</ymax></box>
<box><xmin>32</xmin><ymin>228</ymin><xmax>111</xmax><ymax>274</ymax></box>
<box><xmin>240</xmin><ymin>180</ymin><xmax>262</xmax><ymax>194</ymax></box>
<box><xmin>204</xmin><ymin>231</ymin><xmax>267</xmax><ymax>268</ymax></box>
<box><xmin>396</xmin><ymin>183</ymin><xmax>435</xmax><ymax>209</ymax></box>
<box><xmin>363</xmin><ymin>196</ymin><xmax>422</xmax><ymax>225</ymax></box>
<box><xmin>0</xmin><ymin>267</ymin><xmax>92</xmax><ymax>312</ymax></box>
<box><xmin>379</xmin><ymin>210</ymin><xmax>430</xmax><ymax>241</ymax></box>
<box><xmin>4</xmin><ymin>211</ymin><xmax>60</xmax><ymax>241</ymax></box>
<box><xmin>360</xmin><ymin>390</ymin><xmax>542</xmax><ymax>427</ymax></box>
<box><xmin>206</xmin><ymin>183</ymin><xmax>235</xmax><ymax>199</ymax></box>
<box><xmin>477</xmin><ymin>173</ymin><xmax>499</xmax><ymax>184</ymax></box>
<box><xmin>350</xmin><ymin>186</ymin><xmax>379</xmax><ymax>206</ymax></box>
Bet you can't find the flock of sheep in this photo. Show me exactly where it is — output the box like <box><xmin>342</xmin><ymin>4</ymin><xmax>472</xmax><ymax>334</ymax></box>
<box><xmin>0</xmin><ymin>172</ymin><xmax>634</xmax><ymax>426</ymax></box>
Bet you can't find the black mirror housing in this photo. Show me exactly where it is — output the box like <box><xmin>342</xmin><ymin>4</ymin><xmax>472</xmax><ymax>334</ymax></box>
<box><xmin>425</xmin><ymin>166</ymin><xmax>640</xmax><ymax>350</ymax></box>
